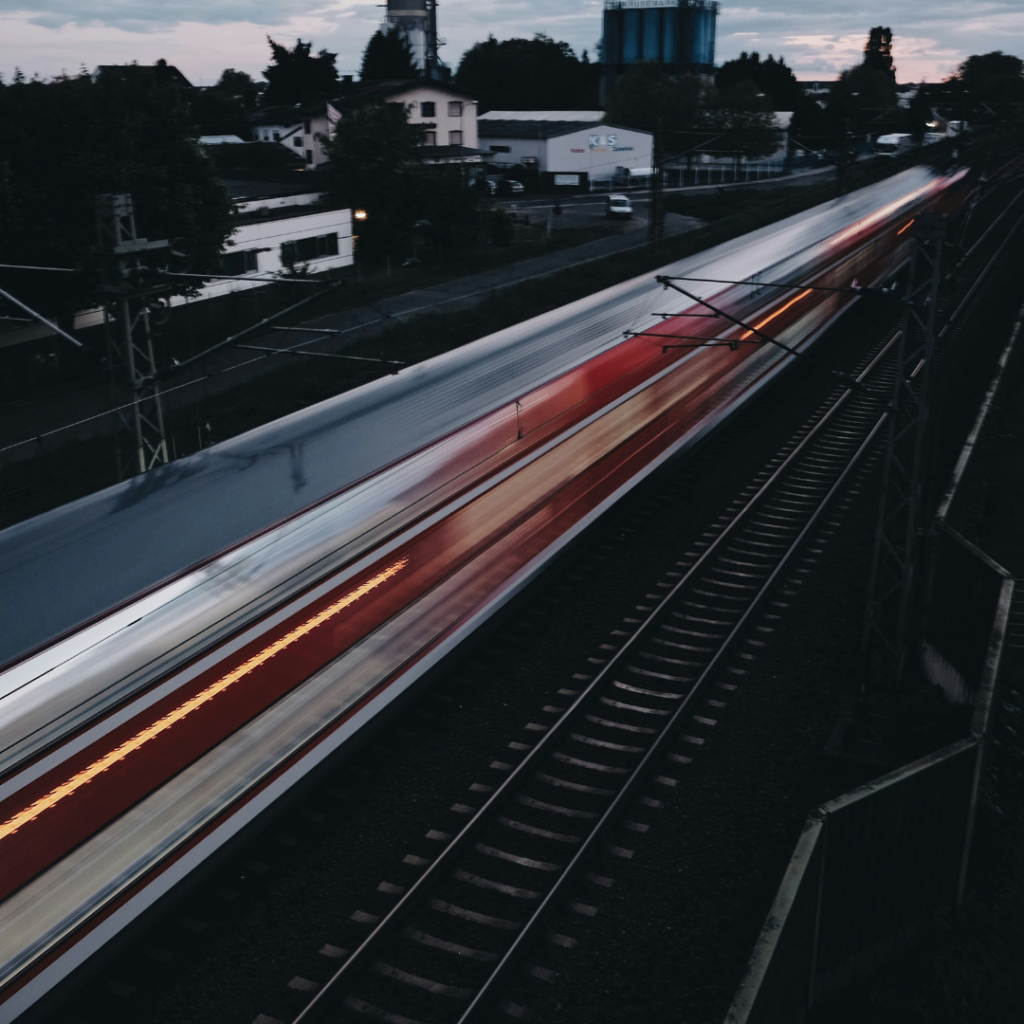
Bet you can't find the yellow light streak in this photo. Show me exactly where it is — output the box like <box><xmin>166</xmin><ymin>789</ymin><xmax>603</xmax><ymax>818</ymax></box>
<box><xmin>897</xmin><ymin>218</ymin><xmax>915</xmax><ymax>235</ymax></box>
<box><xmin>0</xmin><ymin>557</ymin><xmax>408</xmax><ymax>843</ymax></box>
<box><xmin>740</xmin><ymin>288</ymin><xmax>814</xmax><ymax>340</ymax></box>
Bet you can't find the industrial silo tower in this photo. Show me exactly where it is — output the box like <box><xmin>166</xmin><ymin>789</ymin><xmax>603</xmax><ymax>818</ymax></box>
<box><xmin>602</xmin><ymin>0</ymin><xmax>719</xmax><ymax>76</ymax></box>
<box><xmin>386</xmin><ymin>0</ymin><xmax>445</xmax><ymax>78</ymax></box>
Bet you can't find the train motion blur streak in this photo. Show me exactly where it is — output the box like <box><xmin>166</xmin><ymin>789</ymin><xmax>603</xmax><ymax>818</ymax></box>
<box><xmin>0</xmin><ymin>166</ymin><xmax>965</xmax><ymax>1020</ymax></box>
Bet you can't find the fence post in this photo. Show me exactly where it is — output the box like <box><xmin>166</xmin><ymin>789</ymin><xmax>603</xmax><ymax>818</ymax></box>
<box><xmin>808</xmin><ymin>811</ymin><xmax>827</xmax><ymax>1012</ymax></box>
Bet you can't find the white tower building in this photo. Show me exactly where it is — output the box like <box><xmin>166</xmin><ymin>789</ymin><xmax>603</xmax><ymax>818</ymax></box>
<box><xmin>385</xmin><ymin>0</ymin><xmax>444</xmax><ymax>78</ymax></box>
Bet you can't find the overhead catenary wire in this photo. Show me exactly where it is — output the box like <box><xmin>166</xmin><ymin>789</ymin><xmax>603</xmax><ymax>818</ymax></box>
<box><xmin>167</xmin><ymin>280</ymin><xmax>344</xmax><ymax>373</ymax></box>
<box><xmin>0</xmin><ymin>284</ymin><xmax>83</xmax><ymax>348</ymax></box>
<box><xmin>0</xmin><ymin>262</ymin><xmax>78</xmax><ymax>273</ymax></box>
<box><xmin>158</xmin><ymin>269</ymin><xmax>325</xmax><ymax>285</ymax></box>
<box><xmin>0</xmin><ymin>319</ymin><xmax>402</xmax><ymax>458</ymax></box>
<box><xmin>655</xmin><ymin>275</ymin><xmax>862</xmax><ymax>384</ymax></box>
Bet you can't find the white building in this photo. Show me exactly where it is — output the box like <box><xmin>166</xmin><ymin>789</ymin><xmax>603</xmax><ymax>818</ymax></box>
<box><xmin>478</xmin><ymin>113</ymin><xmax>652</xmax><ymax>188</ymax></box>
<box><xmin>0</xmin><ymin>180</ymin><xmax>352</xmax><ymax>351</ymax></box>
<box><xmin>249</xmin><ymin>80</ymin><xmax>483</xmax><ymax>168</ymax></box>
<box><xmin>384</xmin><ymin>0</ymin><xmax>442</xmax><ymax>77</ymax></box>
<box><xmin>250</xmin><ymin>105</ymin><xmax>333</xmax><ymax>169</ymax></box>
<box><xmin>172</xmin><ymin>182</ymin><xmax>353</xmax><ymax>304</ymax></box>
<box><xmin>329</xmin><ymin>79</ymin><xmax>482</xmax><ymax>163</ymax></box>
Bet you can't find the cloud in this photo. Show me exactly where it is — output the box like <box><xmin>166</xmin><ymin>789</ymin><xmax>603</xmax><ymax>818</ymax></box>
<box><xmin>0</xmin><ymin>2</ymin><xmax>342</xmax><ymax>32</ymax></box>
<box><xmin>0</xmin><ymin>0</ymin><xmax>1022</xmax><ymax>83</ymax></box>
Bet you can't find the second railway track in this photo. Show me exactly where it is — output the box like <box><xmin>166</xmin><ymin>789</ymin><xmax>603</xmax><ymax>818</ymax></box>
<box><xmin>279</xmin><ymin>330</ymin><xmax>902</xmax><ymax>1024</ymax></box>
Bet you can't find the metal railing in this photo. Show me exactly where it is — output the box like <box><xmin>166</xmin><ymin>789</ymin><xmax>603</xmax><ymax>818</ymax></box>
<box><xmin>724</xmin><ymin>300</ymin><xmax>1024</xmax><ymax>1023</ymax></box>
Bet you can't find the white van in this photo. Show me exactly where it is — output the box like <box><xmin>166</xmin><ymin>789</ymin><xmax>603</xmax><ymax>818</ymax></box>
<box><xmin>606</xmin><ymin>194</ymin><xmax>633</xmax><ymax>219</ymax></box>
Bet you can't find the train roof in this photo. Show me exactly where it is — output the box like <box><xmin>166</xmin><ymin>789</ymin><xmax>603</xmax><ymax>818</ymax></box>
<box><xmin>0</xmin><ymin>166</ymin><xmax>947</xmax><ymax>666</ymax></box>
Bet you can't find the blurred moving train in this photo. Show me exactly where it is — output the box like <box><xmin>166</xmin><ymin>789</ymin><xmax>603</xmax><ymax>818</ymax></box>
<box><xmin>0</xmin><ymin>165</ymin><xmax>965</xmax><ymax>1020</ymax></box>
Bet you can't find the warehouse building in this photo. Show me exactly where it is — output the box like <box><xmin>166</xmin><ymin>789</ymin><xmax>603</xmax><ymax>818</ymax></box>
<box><xmin>478</xmin><ymin>112</ymin><xmax>652</xmax><ymax>189</ymax></box>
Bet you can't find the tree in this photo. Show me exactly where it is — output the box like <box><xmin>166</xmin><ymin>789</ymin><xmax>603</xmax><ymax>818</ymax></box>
<box><xmin>829</xmin><ymin>62</ymin><xmax>899</xmax><ymax>134</ymax></box>
<box><xmin>0</xmin><ymin>70</ymin><xmax>232</xmax><ymax>321</ymax></box>
<box><xmin>454</xmin><ymin>34</ymin><xmax>599</xmax><ymax>112</ymax></box>
<box><xmin>789</xmin><ymin>97</ymin><xmax>830</xmax><ymax>153</ymax></box>
<box><xmin>361</xmin><ymin>27</ymin><xmax>417</xmax><ymax>81</ymax></box>
<box><xmin>716</xmin><ymin>52</ymin><xmax>802</xmax><ymax>110</ymax></box>
<box><xmin>262</xmin><ymin>37</ymin><xmax>339</xmax><ymax>106</ymax></box>
<box><xmin>952</xmin><ymin>51</ymin><xmax>1024</xmax><ymax>113</ymax></box>
<box><xmin>326</xmin><ymin>102</ymin><xmax>479</xmax><ymax>256</ymax></box>
<box><xmin>213</xmin><ymin>68</ymin><xmax>261</xmax><ymax>108</ymax></box>
<box><xmin>810</xmin><ymin>27</ymin><xmax>902</xmax><ymax>140</ymax></box>
<box><xmin>863</xmin><ymin>27</ymin><xmax>896</xmax><ymax>83</ymax></box>
<box><xmin>606</xmin><ymin>65</ymin><xmax>703</xmax><ymax>134</ymax></box>
<box><xmin>707</xmin><ymin>80</ymin><xmax>781</xmax><ymax>168</ymax></box>
<box><xmin>191</xmin><ymin>69</ymin><xmax>263</xmax><ymax>139</ymax></box>
<box><xmin>905</xmin><ymin>85</ymin><xmax>933</xmax><ymax>142</ymax></box>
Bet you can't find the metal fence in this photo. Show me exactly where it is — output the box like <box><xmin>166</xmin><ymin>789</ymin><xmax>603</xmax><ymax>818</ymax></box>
<box><xmin>724</xmin><ymin>301</ymin><xmax>1024</xmax><ymax>1023</ymax></box>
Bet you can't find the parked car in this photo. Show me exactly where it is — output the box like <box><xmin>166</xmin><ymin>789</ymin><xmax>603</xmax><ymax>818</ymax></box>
<box><xmin>606</xmin><ymin>194</ymin><xmax>633</xmax><ymax>219</ymax></box>
<box><xmin>473</xmin><ymin>178</ymin><xmax>497</xmax><ymax>195</ymax></box>
<box><xmin>495</xmin><ymin>179</ymin><xmax>525</xmax><ymax>195</ymax></box>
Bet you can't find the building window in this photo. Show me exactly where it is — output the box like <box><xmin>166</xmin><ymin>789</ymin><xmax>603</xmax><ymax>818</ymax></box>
<box><xmin>217</xmin><ymin>249</ymin><xmax>259</xmax><ymax>276</ymax></box>
<box><xmin>421</xmin><ymin>101</ymin><xmax>436</xmax><ymax>117</ymax></box>
<box><xmin>306</xmin><ymin>149</ymin><xmax>313</xmax><ymax>164</ymax></box>
<box><xmin>490</xmin><ymin>144</ymin><xmax>510</xmax><ymax>153</ymax></box>
<box><xmin>304</xmin><ymin>119</ymin><xmax>311</xmax><ymax>134</ymax></box>
<box><xmin>293</xmin><ymin>136</ymin><xmax>302</xmax><ymax>147</ymax></box>
<box><xmin>449</xmin><ymin>130</ymin><xmax>462</xmax><ymax>146</ymax></box>
<box><xmin>448</xmin><ymin>101</ymin><xmax>462</xmax><ymax>117</ymax></box>
<box><xmin>422</xmin><ymin>131</ymin><xmax>436</xmax><ymax>146</ymax></box>
<box><xmin>281</xmin><ymin>233</ymin><xmax>340</xmax><ymax>265</ymax></box>
<box><xmin>272</xmin><ymin>131</ymin><xmax>280</xmax><ymax>142</ymax></box>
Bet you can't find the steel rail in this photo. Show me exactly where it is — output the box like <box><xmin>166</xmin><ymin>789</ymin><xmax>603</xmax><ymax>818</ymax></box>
<box><xmin>457</xmin><ymin>409</ymin><xmax>890</xmax><ymax>1024</ymax></box>
<box><xmin>941</xmin><ymin>208</ymin><xmax>1024</xmax><ymax>338</ymax></box>
<box><xmin>294</xmin><ymin>328</ymin><xmax>902</xmax><ymax>1024</ymax></box>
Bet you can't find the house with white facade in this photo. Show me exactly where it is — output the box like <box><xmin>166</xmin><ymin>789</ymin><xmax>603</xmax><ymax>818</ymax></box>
<box><xmin>478</xmin><ymin>112</ymin><xmax>652</xmax><ymax>188</ymax></box>
<box><xmin>249</xmin><ymin>80</ymin><xmax>484</xmax><ymax>169</ymax></box>
<box><xmin>249</xmin><ymin>105</ymin><xmax>333</xmax><ymax>169</ymax></box>
<box><xmin>329</xmin><ymin>79</ymin><xmax>484</xmax><ymax>166</ymax></box>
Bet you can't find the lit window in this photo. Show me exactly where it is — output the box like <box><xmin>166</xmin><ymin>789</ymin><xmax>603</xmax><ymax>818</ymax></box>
<box><xmin>448</xmin><ymin>101</ymin><xmax>462</xmax><ymax>117</ymax></box>
<box><xmin>449</xmin><ymin>130</ymin><xmax>462</xmax><ymax>146</ymax></box>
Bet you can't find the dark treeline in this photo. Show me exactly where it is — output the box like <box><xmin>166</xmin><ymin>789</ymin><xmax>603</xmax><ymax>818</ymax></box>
<box><xmin>454</xmin><ymin>34</ymin><xmax>601</xmax><ymax>112</ymax></box>
<box><xmin>0</xmin><ymin>68</ymin><xmax>232</xmax><ymax>320</ymax></box>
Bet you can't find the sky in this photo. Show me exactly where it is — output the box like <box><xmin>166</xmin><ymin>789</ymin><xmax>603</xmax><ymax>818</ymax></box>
<box><xmin>0</xmin><ymin>1</ymin><xmax>1021</xmax><ymax>86</ymax></box>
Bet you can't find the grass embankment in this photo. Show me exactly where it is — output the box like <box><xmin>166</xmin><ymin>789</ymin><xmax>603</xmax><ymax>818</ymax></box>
<box><xmin>1</xmin><ymin>159</ymin><xmax>913</xmax><ymax>529</ymax></box>
<box><xmin>823</xmin><ymin>350</ymin><xmax>1024</xmax><ymax>1024</ymax></box>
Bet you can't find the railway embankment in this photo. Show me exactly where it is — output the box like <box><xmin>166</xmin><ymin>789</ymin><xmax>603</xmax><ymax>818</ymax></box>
<box><xmin>807</xmin><ymin>300</ymin><xmax>1024</xmax><ymax>1024</ymax></box>
<box><xmin>0</xmin><ymin>155</ymin><xmax>922</xmax><ymax>531</ymax></box>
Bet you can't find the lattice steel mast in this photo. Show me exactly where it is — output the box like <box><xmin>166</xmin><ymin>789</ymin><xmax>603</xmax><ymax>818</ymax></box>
<box><xmin>860</xmin><ymin>214</ymin><xmax>948</xmax><ymax>695</ymax></box>
<box><xmin>95</xmin><ymin>193</ymin><xmax>171</xmax><ymax>478</ymax></box>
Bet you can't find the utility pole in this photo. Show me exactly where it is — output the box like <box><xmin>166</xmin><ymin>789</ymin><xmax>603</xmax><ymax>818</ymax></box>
<box><xmin>648</xmin><ymin>116</ymin><xmax>664</xmax><ymax>253</ymax></box>
<box><xmin>95</xmin><ymin>193</ymin><xmax>171</xmax><ymax>479</ymax></box>
<box><xmin>860</xmin><ymin>214</ymin><xmax>948</xmax><ymax>704</ymax></box>
<box><xmin>836</xmin><ymin>118</ymin><xmax>853</xmax><ymax>197</ymax></box>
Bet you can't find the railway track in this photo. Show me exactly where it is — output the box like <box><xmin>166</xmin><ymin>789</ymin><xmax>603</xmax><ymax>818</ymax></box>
<box><xmin>272</xmin><ymin>332</ymin><xmax>901</xmax><ymax>1024</ymax></box>
<box><xmin>51</xmin><ymin>167</ymin><xmax>1024</xmax><ymax>1024</ymax></box>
